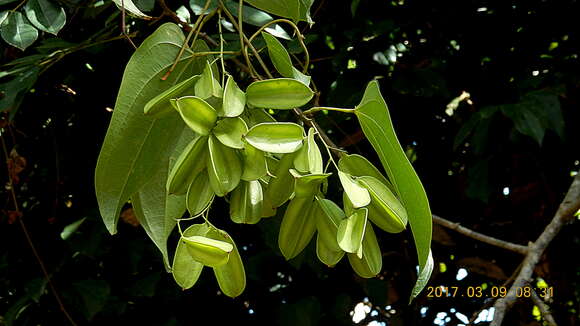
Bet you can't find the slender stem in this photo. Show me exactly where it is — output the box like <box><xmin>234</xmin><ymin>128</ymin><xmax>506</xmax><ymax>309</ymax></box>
<box><xmin>0</xmin><ymin>133</ymin><xmax>77</xmax><ymax>326</ymax></box>
<box><xmin>162</xmin><ymin>0</ymin><xmax>214</xmax><ymax>80</ymax></box>
<box><xmin>220</xmin><ymin>1</ymin><xmax>270</xmax><ymax>79</ymax></box>
<box><xmin>247</xmin><ymin>18</ymin><xmax>310</xmax><ymax>73</ymax></box>
<box><xmin>218</xmin><ymin>9</ymin><xmax>226</xmax><ymax>86</ymax></box>
<box><xmin>432</xmin><ymin>215</ymin><xmax>529</xmax><ymax>255</ymax></box>
<box><xmin>303</xmin><ymin>106</ymin><xmax>355</xmax><ymax>115</ymax></box>
<box><xmin>11</xmin><ymin>0</ymin><xmax>27</xmax><ymax>12</ymax></box>
<box><xmin>121</xmin><ymin>0</ymin><xmax>137</xmax><ymax>49</ymax></box>
<box><xmin>530</xmin><ymin>289</ymin><xmax>558</xmax><ymax>326</ymax></box>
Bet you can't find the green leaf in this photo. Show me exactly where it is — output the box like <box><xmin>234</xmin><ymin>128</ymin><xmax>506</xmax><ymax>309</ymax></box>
<box><xmin>72</xmin><ymin>280</ymin><xmax>111</xmax><ymax>320</ymax></box>
<box><xmin>244</xmin><ymin>122</ymin><xmax>304</xmax><ymax>153</ymax></box>
<box><xmin>95</xmin><ymin>24</ymin><xmax>205</xmax><ymax>234</ymax></box>
<box><xmin>262</xmin><ymin>32</ymin><xmax>310</xmax><ymax>85</ymax></box>
<box><xmin>221</xmin><ymin>75</ymin><xmax>246</xmax><ymax>117</ymax></box>
<box><xmin>354</xmin><ymin>80</ymin><xmax>432</xmax><ymax>299</ymax></box>
<box><xmin>144</xmin><ymin>75</ymin><xmax>199</xmax><ymax>116</ymax></box>
<box><xmin>337</xmin><ymin>208</ymin><xmax>367</xmax><ymax>255</ymax></box>
<box><xmin>132</xmin><ymin>128</ymin><xmax>192</xmax><ymax>269</ymax></box>
<box><xmin>278</xmin><ymin>197</ymin><xmax>317</xmax><ymax>260</ymax></box>
<box><xmin>347</xmin><ymin>223</ymin><xmax>382</xmax><ymax>278</ymax></box>
<box><xmin>172</xmin><ymin>96</ymin><xmax>218</xmax><ymax>135</ymax></box>
<box><xmin>501</xmin><ymin>105</ymin><xmax>545</xmax><ymax>145</ymax></box>
<box><xmin>243</xmin><ymin>0</ymin><xmax>307</xmax><ymax>22</ymax></box>
<box><xmin>207</xmin><ymin>135</ymin><xmax>242</xmax><ymax>196</ymax></box>
<box><xmin>195</xmin><ymin>60</ymin><xmax>223</xmax><ymax>99</ymax></box>
<box><xmin>0</xmin><ymin>66</ymin><xmax>39</xmax><ymax>115</ymax></box>
<box><xmin>246</xmin><ymin>78</ymin><xmax>314</xmax><ymax>109</ymax></box>
<box><xmin>213</xmin><ymin>117</ymin><xmax>248</xmax><ymax>149</ymax></box>
<box><xmin>338</xmin><ymin>170</ymin><xmax>370</xmax><ymax>208</ymax></box>
<box><xmin>112</xmin><ymin>0</ymin><xmax>152</xmax><ymax>19</ymax></box>
<box><xmin>186</xmin><ymin>171</ymin><xmax>215</xmax><ymax>216</ymax></box>
<box><xmin>293</xmin><ymin>127</ymin><xmax>323</xmax><ymax>174</ymax></box>
<box><xmin>222</xmin><ymin>0</ymin><xmax>291</xmax><ymax>39</ymax></box>
<box><xmin>60</xmin><ymin>217</ymin><xmax>86</xmax><ymax>240</ymax></box>
<box><xmin>189</xmin><ymin>0</ymin><xmax>218</xmax><ymax>14</ymax></box>
<box><xmin>1</xmin><ymin>12</ymin><xmax>38</xmax><ymax>50</ymax></box>
<box><xmin>172</xmin><ymin>223</ymin><xmax>208</xmax><ymax>289</ymax></box>
<box><xmin>24</xmin><ymin>0</ymin><xmax>66</xmax><ymax>35</ymax></box>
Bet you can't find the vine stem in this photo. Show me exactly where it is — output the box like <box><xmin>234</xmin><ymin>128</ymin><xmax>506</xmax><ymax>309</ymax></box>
<box><xmin>218</xmin><ymin>9</ymin><xmax>226</xmax><ymax>87</ymax></box>
<box><xmin>219</xmin><ymin>1</ymin><xmax>271</xmax><ymax>79</ymax></box>
<box><xmin>162</xmin><ymin>0</ymin><xmax>214</xmax><ymax>80</ymax></box>
<box><xmin>303</xmin><ymin>106</ymin><xmax>355</xmax><ymax>115</ymax></box>
<box><xmin>246</xmin><ymin>18</ymin><xmax>310</xmax><ymax>73</ymax></box>
<box><xmin>0</xmin><ymin>133</ymin><xmax>77</xmax><ymax>326</ymax></box>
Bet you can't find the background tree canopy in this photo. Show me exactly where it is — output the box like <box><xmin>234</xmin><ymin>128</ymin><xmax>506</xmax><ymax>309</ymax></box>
<box><xmin>1</xmin><ymin>0</ymin><xmax>579</xmax><ymax>325</ymax></box>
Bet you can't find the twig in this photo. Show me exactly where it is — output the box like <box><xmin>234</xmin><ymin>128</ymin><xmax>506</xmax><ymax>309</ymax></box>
<box><xmin>530</xmin><ymin>288</ymin><xmax>558</xmax><ymax>326</ymax></box>
<box><xmin>293</xmin><ymin>108</ymin><xmax>344</xmax><ymax>159</ymax></box>
<box><xmin>121</xmin><ymin>0</ymin><xmax>137</xmax><ymax>49</ymax></box>
<box><xmin>490</xmin><ymin>174</ymin><xmax>580</xmax><ymax>326</ymax></box>
<box><xmin>1</xmin><ymin>134</ymin><xmax>77</xmax><ymax>326</ymax></box>
<box><xmin>432</xmin><ymin>215</ymin><xmax>529</xmax><ymax>255</ymax></box>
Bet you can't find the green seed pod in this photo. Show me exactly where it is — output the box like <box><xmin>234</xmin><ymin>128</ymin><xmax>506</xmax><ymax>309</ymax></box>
<box><xmin>290</xmin><ymin>169</ymin><xmax>331</xmax><ymax>198</ymax></box>
<box><xmin>172</xmin><ymin>223</ymin><xmax>210</xmax><ymax>289</ymax></box>
<box><xmin>209</xmin><ymin>229</ymin><xmax>246</xmax><ymax>298</ymax></box>
<box><xmin>230</xmin><ymin>180</ymin><xmax>263</xmax><ymax>224</ymax></box>
<box><xmin>244</xmin><ymin>122</ymin><xmax>304</xmax><ymax>154</ymax></box>
<box><xmin>260</xmin><ymin>182</ymin><xmax>277</xmax><ymax>218</ymax></box>
<box><xmin>338</xmin><ymin>154</ymin><xmax>393</xmax><ymax>190</ymax></box>
<box><xmin>144</xmin><ymin>75</ymin><xmax>200</xmax><ymax>116</ymax></box>
<box><xmin>347</xmin><ymin>223</ymin><xmax>382</xmax><ymax>278</ymax></box>
<box><xmin>264</xmin><ymin>153</ymin><xmax>296</xmax><ymax>208</ymax></box>
<box><xmin>213</xmin><ymin>117</ymin><xmax>248</xmax><ymax>149</ymax></box>
<box><xmin>338</xmin><ymin>170</ymin><xmax>371</xmax><ymax>208</ymax></box>
<box><xmin>315</xmin><ymin>198</ymin><xmax>346</xmax><ymax>266</ymax></box>
<box><xmin>278</xmin><ymin>197</ymin><xmax>317</xmax><ymax>260</ymax></box>
<box><xmin>186</xmin><ymin>170</ymin><xmax>214</xmax><ymax>216</ymax></box>
<box><xmin>240</xmin><ymin>108</ymin><xmax>276</xmax><ymax>128</ymax></box>
<box><xmin>167</xmin><ymin>136</ymin><xmax>209</xmax><ymax>195</ymax></box>
<box><xmin>240</xmin><ymin>143</ymin><xmax>267</xmax><ymax>181</ymax></box>
<box><xmin>293</xmin><ymin>127</ymin><xmax>323</xmax><ymax>174</ymax></box>
<box><xmin>207</xmin><ymin>135</ymin><xmax>242</xmax><ymax>196</ymax></box>
<box><xmin>337</xmin><ymin>208</ymin><xmax>368</xmax><ymax>256</ymax></box>
<box><xmin>171</xmin><ymin>96</ymin><xmax>218</xmax><ymax>135</ymax></box>
<box><xmin>246</xmin><ymin>78</ymin><xmax>314</xmax><ymax>109</ymax></box>
<box><xmin>195</xmin><ymin>61</ymin><xmax>223</xmax><ymax>99</ymax></box>
<box><xmin>357</xmin><ymin>176</ymin><xmax>407</xmax><ymax>233</ymax></box>
<box><xmin>182</xmin><ymin>235</ymin><xmax>234</xmax><ymax>267</ymax></box>
<box><xmin>220</xmin><ymin>75</ymin><xmax>246</xmax><ymax>117</ymax></box>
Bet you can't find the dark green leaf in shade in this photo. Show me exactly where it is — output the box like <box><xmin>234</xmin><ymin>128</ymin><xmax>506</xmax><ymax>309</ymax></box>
<box><xmin>24</xmin><ymin>0</ymin><xmax>66</xmax><ymax>35</ymax></box>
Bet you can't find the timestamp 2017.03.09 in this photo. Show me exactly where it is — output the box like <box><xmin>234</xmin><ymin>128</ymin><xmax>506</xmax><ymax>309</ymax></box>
<box><xmin>426</xmin><ymin>286</ymin><xmax>554</xmax><ymax>299</ymax></box>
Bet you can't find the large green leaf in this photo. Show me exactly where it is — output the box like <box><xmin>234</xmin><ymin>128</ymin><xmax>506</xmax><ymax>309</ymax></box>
<box><xmin>354</xmin><ymin>80</ymin><xmax>432</xmax><ymax>299</ymax></box>
<box><xmin>0</xmin><ymin>12</ymin><xmax>38</xmax><ymax>50</ymax></box>
<box><xmin>24</xmin><ymin>0</ymin><xmax>66</xmax><ymax>35</ymax></box>
<box><xmin>95</xmin><ymin>23</ymin><xmax>206</xmax><ymax>234</ymax></box>
<box><xmin>132</xmin><ymin>127</ymin><xmax>194</xmax><ymax>269</ymax></box>
<box><xmin>243</xmin><ymin>0</ymin><xmax>312</xmax><ymax>22</ymax></box>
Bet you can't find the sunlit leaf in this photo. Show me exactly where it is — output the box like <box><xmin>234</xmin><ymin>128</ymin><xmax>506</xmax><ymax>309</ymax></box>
<box><xmin>213</xmin><ymin>117</ymin><xmax>248</xmax><ymax>149</ymax></box>
<box><xmin>172</xmin><ymin>223</ymin><xmax>209</xmax><ymax>289</ymax></box>
<box><xmin>354</xmin><ymin>80</ymin><xmax>432</xmax><ymax>299</ymax></box>
<box><xmin>221</xmin><ymin>75</ymin><xmax>246</xmax><ymax>117</ymax></box>
<box><xmin>0</xmin><ymin>12</ymin><xmax>38</xmax><ymax>50</ymax></box>
<box><xmin>338</xmin><ymin>170</ymin><xmax>370</xmax><ymax>208</ymax></box>
<box><xmin>337</xmin><ymin>208</ymin><xmax>367</xmax><ymax>255</ymax></box>
<box><xmin>113</xmin><ymin>0</ymin><xmax>151</xmax><ymax>19</ymax></box>
<box><xmin>262</xmin><ymin>32</ymin><xmax>310</xmax><ymax>85</ymax></box>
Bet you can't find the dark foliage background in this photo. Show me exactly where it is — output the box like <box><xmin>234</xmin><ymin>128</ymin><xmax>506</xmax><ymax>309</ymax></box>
<box><xmin>1</xmin><ymin>0</ymin><xmax>579</xmax><ymax>325</ymax></box>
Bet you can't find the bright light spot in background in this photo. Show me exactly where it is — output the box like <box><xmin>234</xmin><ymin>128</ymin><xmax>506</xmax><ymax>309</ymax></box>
<box><xmin>434</xmin><ymin>312</ymin><xmax>447</xmax><ymax>325</ymax></box>
<box><xmin>351</xmin><ymin>302</ymin><xmax>371</xmax><ymax>323</ymax></box>
<box><xmin>456</xmin><ymin>268</ymin><xmax>468</xmax><ymax>281</ymax></box>
<box><xmin>456</xmin><ymin>312</ymin><xmax>469</xmax><ymax>323</ymax></box>
<box><xmin>370</xmin><ymin>310</ymin><xmax>378</xmax><ymax>317</ymax></box>
<box><xmin>420</xmin><ymin>307</ymin><xmax>428</xmax><ymax>316</ymax></box>
<box><xmin>503</xmin><ymin>187</ymin><xmax>510</xmax><ymax>196</ymax></box>
<box><xmin>477</xmin><ymin>7</ymin><xmax>488</xmax><ymax>12</ymax></box>
<box><xmin>474</xmin><ymin>308</ymin><xmax>495</xmax><ymax>324</ymax></box>
<box><xmin>367</xmin><ymin>321</ymin><xmax>386</xmax><ymax>326</ymax></box>
<box><xmin>532</xmin><ymin>70</ymin><xmax>540</xmax><ymax>76</ymax></box>
<box><xmin>347</xmin><ymin>59</ymin><xmax>357</xmax><ymax>69</ymax></box>
<box><xmin>248</xmin><ymin>309</ymin><xmax>254</xmax><ymax>315</ymax></box>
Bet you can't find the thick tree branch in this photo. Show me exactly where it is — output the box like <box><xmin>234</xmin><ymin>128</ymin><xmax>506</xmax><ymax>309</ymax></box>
<box><xmin>433</xmin><ymin>215</ymin><xmax>529</xmax><ymax>255</ymax></box>
<box><xmin>490</xmin><ymin>174</ymin><xmax>580</xmax><ymax>326</ymax></box>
